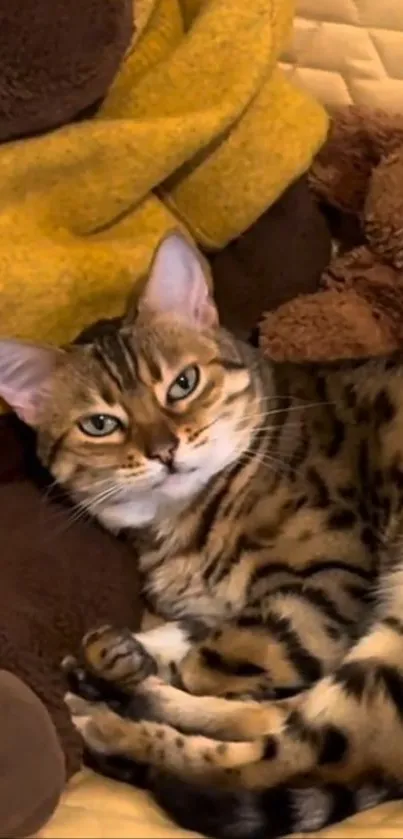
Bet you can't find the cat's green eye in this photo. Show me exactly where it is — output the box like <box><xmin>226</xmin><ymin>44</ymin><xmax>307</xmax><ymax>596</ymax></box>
<box><xmin>77</xmin><ymin>414</ymin><xmax>123</xmax><ymax>437</ymax></box>
<box><xmin>167</xmin><ymin>365</ymin><xmax>200</xmax><ymax>403</ymax></box>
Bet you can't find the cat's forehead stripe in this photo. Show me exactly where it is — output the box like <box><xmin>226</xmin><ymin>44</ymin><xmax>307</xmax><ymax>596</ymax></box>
<box><xmin>92</xmin><ymin>345</ymin><xmax>123</xmax><ymax>392</ymax></box>
<box><xmin>92</xmin><ymin>333</ymin><xmax>139</xmax><ymax>391</ymax></box>
<box><xmin>141</xmin><ymin>349</ymin><xmax>163</xmax><ymax>383</ymax></box>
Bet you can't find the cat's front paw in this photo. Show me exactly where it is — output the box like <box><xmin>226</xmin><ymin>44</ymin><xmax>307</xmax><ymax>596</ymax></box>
<box><xmin>82</xmin><ymin>624</ymin><xmax>156</xmax><ymax>690</ymax></box>
<box><xmin>64</xmin><ymin>690</ymin><xmax>123</xmax><ymax>755</ymax></box>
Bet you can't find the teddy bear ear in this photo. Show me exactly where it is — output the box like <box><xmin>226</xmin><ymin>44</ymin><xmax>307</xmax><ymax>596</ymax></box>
<box><xmin>0</xmin><ymin>339</ymin><xmax>63</xmax><ymax>425</ymax></box>
<box><xmin>137</xmin><ymin>232</ymin><xmax>218</xmax><ymax>329</ymax></box>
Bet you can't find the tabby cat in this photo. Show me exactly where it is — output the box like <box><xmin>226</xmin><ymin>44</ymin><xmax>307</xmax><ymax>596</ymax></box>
<box><xmin>3</xmin><ymin>232</ymin><xmax>403</xmax><ymax>838</ymax></box>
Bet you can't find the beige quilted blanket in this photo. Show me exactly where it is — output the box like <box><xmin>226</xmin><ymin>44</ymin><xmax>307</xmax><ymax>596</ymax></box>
<box><xmin>37</xmin><ymin>1</ymin><xmax>403</xmax><ymax>837</ymax></box>
<box><xmin>38</xmin><ymin>770</ymin><xmax>200</xmax><ymax>838</ymax></box>
<box><xmin>281</xmin><ymin>0</ymin><xmax>403</xmax><ymax>109</ymax></box>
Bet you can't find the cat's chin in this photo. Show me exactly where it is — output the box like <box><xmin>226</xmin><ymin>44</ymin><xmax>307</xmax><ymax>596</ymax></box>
<box><xmin>92</xmin><ymin>444</ymin><xmax>241</xmax><ymax>532</ymax></box>
<box><xmin>94</xmin><ymin>469</ymin><xmax>211</xmax><ymax>532</ymax></box>
<box><xmin>157</xmin><ymin>468</ymin><xmax>202</xmax><ymax>498</ymax></box>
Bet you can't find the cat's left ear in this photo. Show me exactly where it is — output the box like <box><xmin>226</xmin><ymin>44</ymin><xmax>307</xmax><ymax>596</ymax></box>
<box><xmin>137</xmin><ymin>232</ymin><xmax>218</xmax><ymax>329</ymax></box>
<box><xmin>0</xmin><ymin>339</ymin><xmax>63</xmax><ymax>425</ymax></box>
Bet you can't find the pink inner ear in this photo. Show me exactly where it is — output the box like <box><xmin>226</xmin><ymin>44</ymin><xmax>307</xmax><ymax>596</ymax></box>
<box><xmin>140</xmin><ymin>232</ymin><xmax>218</xmax><ymax>328</ymax></box>
<box><xmin>0</xmin><ymin>339</ymin><xmax>61</xmax><ymax>425</ymax></box>
<box><xmin>194</xmin><ymin>291</ymin><xmax>218</xmax><ymax>329</ymax></box>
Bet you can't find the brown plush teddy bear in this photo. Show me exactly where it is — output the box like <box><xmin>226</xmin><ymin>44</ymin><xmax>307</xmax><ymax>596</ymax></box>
<box><xmin>259</xmin><ymin>107</ymin><xmax>403</xmax><ymax>361</ymax></box>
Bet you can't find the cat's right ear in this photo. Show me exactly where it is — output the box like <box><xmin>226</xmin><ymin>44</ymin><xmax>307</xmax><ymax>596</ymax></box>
<box><xmin>0</xmin><ymin>339</ymin><xmax>63</xmax><ymax>425</ymax></box>
<box><xmin>135</xmin><ymin>232</ymin><xmax>218</xmax><ymax>329</ymax></box>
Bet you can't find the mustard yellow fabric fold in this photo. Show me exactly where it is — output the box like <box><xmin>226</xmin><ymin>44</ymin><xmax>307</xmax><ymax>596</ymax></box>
<box><xmin>0</xmin><ymin>0</ymin><xmax>328</xmax><ymax>349</ymax></box>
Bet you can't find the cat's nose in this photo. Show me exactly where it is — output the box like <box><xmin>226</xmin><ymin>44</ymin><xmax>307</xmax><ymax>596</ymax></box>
<box><xmin>146</xmin><ymin>433</ymin><xmax>179</xmax><ymax>469</ymax></box>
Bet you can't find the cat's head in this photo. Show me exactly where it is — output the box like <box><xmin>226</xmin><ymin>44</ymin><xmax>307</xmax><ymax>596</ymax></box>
<box><xmin>0</xmin><ymin>233</ymin><xmax>263</xmax><ymax>528</ymax></box>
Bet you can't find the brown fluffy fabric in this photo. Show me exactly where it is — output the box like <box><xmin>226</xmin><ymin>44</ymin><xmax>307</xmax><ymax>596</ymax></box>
<box><xmin>0</xmin><ymin>670</ymin><xmax>66</xmax><ymax>838</ymax></box>
<box><xmin>260</xmin><ymin>286</ymin><xmax>400</xmax><ymax>362</ymax></box>
<box><xmin>0</xmin><ymin>0</ymin><xmax>133</xmax><ymax>142</ymax></box>
<box><xmin>259</xmin><ymin>107</ymin><xmax>403</xmax><ymax>362</ymax></box>
<box><xmin>0</xmin><ymin>415</ymin><xmax>142</xmax><ymax>779</ymax></box>
<box><xmin>310</xmin><ymin>107</ymin><xmax>403</xmax><ymax>215</ymax></box>
<box><xmin>208</xmin><ymin>175</ymin><xmax>331</xmax><ymax>337</ymax></box>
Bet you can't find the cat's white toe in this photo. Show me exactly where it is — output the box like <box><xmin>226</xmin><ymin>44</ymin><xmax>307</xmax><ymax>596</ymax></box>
<box><xmin>64</xmin><ymin>690</ymin><xmax>93</xmax><ymax>716</ymax></box>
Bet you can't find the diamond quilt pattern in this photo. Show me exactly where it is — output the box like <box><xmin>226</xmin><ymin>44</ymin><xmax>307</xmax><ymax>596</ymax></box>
<box><xmin>280</xmin><ymin>0</ymin><xmax>403</xmax><ymax>108</ymax></box>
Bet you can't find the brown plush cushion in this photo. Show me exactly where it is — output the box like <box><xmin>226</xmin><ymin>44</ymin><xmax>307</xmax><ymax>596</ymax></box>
<box><xmin>0</xmin><ymin>0</ymin><xmax>133</xmax><ymax>142</ymax></box>
<box><xmin>0</xmin><ymin>670</ymin><xmax>65</xmax><ymax>838</ymax></box>
<box><xmin>0</xmin><ymin>415</ymin><xmax>142</xmax><ymax>778</ymax></box>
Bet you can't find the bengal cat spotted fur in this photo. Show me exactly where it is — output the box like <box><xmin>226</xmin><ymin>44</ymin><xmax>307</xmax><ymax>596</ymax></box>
<box><xmin>3</xmin><ymin>232</ymin><xmax>403</xmax><ymax>838</ymax></box>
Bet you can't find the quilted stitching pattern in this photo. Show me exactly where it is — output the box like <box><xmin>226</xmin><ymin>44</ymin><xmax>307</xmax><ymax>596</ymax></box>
<box><xmin>280</xmin><ymin>0</ymin><xmax>403</xmax><ymax>108</ymax></box>
<box><xmin>38</xmin><ymin>769</ymin><xmax>201</xmax><ymax>839</ymax></box>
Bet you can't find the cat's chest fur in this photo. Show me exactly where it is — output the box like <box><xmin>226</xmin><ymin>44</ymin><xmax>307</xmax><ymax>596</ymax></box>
<box><xmin>133</xmin><ymin>480</ymin><xmax>320</xmax><ymax>623</ymax></box>
<box><xmin>136</xmin><ymin>519</ymin><xmax>254</xmax><ymax>623</ymax></box>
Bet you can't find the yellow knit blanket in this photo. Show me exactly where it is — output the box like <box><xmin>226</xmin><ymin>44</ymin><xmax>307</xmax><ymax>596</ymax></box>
<box><xmin>0</xmin><ymin>0</ymin><xmax>328</xmax><ymax>346</ymax></box>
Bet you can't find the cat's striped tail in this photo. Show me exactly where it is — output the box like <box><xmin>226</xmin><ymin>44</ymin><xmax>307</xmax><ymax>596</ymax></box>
<box><xmin>152</xmin><ymin>772</ymin><xmax>402</xmax><ymax>839</ymax></box>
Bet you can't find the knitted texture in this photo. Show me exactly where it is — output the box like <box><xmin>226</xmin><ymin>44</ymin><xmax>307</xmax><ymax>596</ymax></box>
<box><xmin>0</xmin><ymin>0</ymin><xmax>328</xmax><ymax>352</ymax></box>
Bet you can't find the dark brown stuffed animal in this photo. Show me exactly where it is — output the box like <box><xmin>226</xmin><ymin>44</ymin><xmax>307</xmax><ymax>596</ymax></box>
<box><xmin>209</xmin><ymin>175</ymin><xmax>332</xmax><ymax>337</ymax></box>
<box><xmin>259</xmin><ymin>107</ymin><xmax>403</xmax><ymax>361</ymax></box>
<box><xmin>0</xmin><ymin>0</ymin><xmax>132</xmax><ymax>142</ymax></box>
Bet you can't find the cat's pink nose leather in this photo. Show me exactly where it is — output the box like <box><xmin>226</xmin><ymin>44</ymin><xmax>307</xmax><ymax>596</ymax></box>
<box><xmin>146</xmin><ymin>433</ymin><xmax>179</xmax><ymax>469</ymax></box>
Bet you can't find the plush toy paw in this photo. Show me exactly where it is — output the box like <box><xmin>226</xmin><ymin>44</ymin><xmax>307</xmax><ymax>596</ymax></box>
<box><xmin>0</xmin><ymin>669</ymin><xmax>65</xmax><ymax>837</ymax></box>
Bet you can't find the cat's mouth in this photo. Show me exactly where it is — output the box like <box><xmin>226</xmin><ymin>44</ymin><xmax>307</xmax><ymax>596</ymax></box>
<box><xmin>167</xmin><ymin>465</ymin><xmax>196</xmax><ymax>477</ymax></box>
<box><xmin>152</xmin><ymin>464</ymin><xmax>197</xmax><ymax>487</ymax></box>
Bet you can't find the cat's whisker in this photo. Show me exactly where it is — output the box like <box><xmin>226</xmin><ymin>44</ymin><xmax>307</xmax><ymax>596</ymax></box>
<box><xmin>38</xmin><ymin>502</ymin><xmax>76</xmax><ymax>533</ymax></box>
<box><xmin>72</xmin><ymin>476</ymin><xmax>121</xmax><ymax>494</ymax></box>
<box><xmin>42</xmin><ymin>484</ymin><xmax>125</xmax><ymax>537</ymax></box>
<box><xmin>256</xmin><ymin>393</ymin><xmax>330</xmax><ymax>405</ymax></box>
<box><xmin>41</xmin><ymin>477</ymin><xmax>60</xmax><ymax>496</ymax></box>
<box><xmin>238</xmin><ymin>400</ymin><xmax>335</xmax><ymax>423</ymax></box>
<box><xmin>243</xmin><ymin>439</ymin><xmax>305</xmax><ymax>470</ymax></box>
<box><xmin>38</xmin><ymin>502</ymin><xmax>93</xmax><ymax>543</ymax></box>
<box><xmin>83</xmin><ymin>486</ymin><xmax>125</xmax><ymax>511</ymax></box>
<box><xmin>63</xmin><ymin>506</ymin><xmax>93</xmax><ymax>529</ymax></box>
<box><xmin>239</xmin><ymin>447</ymin><xmax>304</xmax><ymax>479</ymax></box>
<box><xmin>56</xmin><ymin>497</ymin><xmax>117</xmax><ymax>533</ymax></box>
<box><xmin>239</xmin><ymin>451</ymin><xmax>286</xmax><ymax>478</ymax></box>
<box><xmin>236</xmin><ymin>421</ymin><xmax>302</xmax><ymax>435</ymax></box>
